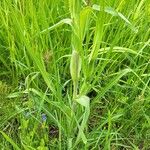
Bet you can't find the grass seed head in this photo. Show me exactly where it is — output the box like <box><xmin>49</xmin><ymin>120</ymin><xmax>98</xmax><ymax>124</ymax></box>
<box><xmin>70</xmin><ymin>50</ymin><xmax>81</xmax><ymax>82</ymax></box>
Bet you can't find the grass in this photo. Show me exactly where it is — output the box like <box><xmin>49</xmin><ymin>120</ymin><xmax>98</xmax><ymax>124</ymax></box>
<box><xmin>0</xmin><ymin>0</ymin><xmax>150</xmax><ymax>149</ymax></box>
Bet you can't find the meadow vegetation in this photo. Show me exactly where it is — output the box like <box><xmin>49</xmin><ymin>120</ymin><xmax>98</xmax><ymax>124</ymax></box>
<box><xmin>0</xmin><ymin>0</ymin><xmax>150</xmax><ymax>149</ymax></box>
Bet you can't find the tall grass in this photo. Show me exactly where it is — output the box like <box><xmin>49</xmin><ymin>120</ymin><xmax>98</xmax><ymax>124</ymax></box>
<box><xmin>0</xmin><ymin>0</ymin><xmax>150</xmax><ymax>149</ymax></box>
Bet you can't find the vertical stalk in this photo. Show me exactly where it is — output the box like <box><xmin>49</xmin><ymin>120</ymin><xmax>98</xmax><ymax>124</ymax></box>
<box><xmin>73</xmin><ymin>80</ymin><xmax>78</xmax><ymax>99</ymax></box>
<box><xmin>70</xmin><ymin>50</ymin><xmax>81</xmax><ymax>99</ymax></box>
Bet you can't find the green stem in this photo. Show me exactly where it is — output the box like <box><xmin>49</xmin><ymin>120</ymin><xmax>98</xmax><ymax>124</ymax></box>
<box><xmin>73</xmin><ymin>80</ymin><xmax>78</xmax><ymax>99</ymax></box>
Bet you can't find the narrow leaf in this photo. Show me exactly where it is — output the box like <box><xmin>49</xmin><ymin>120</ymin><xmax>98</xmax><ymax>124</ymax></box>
<box><xmin>0</xmin><ymin>131</ymin><xmax>21</xmax><ymax>150</ymax></box>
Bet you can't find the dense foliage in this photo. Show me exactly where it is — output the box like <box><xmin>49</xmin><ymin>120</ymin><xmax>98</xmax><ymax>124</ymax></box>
<box><xmin>0</xmin><ymin>0</ymin><xmax>150</xmax><ymax>149</ymax></box>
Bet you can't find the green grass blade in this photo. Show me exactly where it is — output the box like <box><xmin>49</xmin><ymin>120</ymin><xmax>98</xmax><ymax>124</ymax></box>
<box><xmin>0</xmin><ymin>131</ymin><xmax>21</xmax><ymax>150</ymax></box>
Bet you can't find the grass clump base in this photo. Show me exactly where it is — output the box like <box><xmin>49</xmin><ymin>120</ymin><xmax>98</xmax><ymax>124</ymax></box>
<box><xmin>0</xmin><ymin>0</ymin><xmax>150</xmax><ymax>149</ymax></box>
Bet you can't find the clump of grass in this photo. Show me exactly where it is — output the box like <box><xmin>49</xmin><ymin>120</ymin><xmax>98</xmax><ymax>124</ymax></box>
<box><xmin>0</xmin><ymin>0</ymin><xmax>150</xmax><ymax>149</ymax></box>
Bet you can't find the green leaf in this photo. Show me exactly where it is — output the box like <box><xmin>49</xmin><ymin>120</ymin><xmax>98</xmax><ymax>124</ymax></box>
<box><xmin>74</xmin><ymin>95</ymin><xmax>90</xmax><ymax>145</ymax></box>
<box><xmin>93</xmin><ymin>4</ymin><xmax>118</xmax><ymax>16</ymax></box>
<box><xmin>79</xmin><ymin>6</ymin><xmax>92</xmax><ymax>40</ymax></box>
<box><xmin>39</xmin><ymin>18</ymin><xmax>72</xmax><ymax>34</ymax></box>
<box><xmin>0</xmin><ymin>131</ymin><xmax>21</xmax><ymax>150</ymax></box>
<box><xmin>92</xmin><ymin>4</ymin><xmax>138</xmax><ymax>33</ymax></box>
<box><xmin>98</xmin><ymin>46</ymin><xmax>142</xmax><ymax>56</ymax></box>
<box><xmin>93</xmin><ymin>68</ymin><xmax>132</xmax><ymax>104</ymax></box>
<box><xmin>89</xmin><ymin>4</ymin><xmax>105</xmax><ymax>62</ymax></box>
<box><xmin>75</xmin><ymin>95</ymin><xmax>90</xmax><ymax>108</ymax></box>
